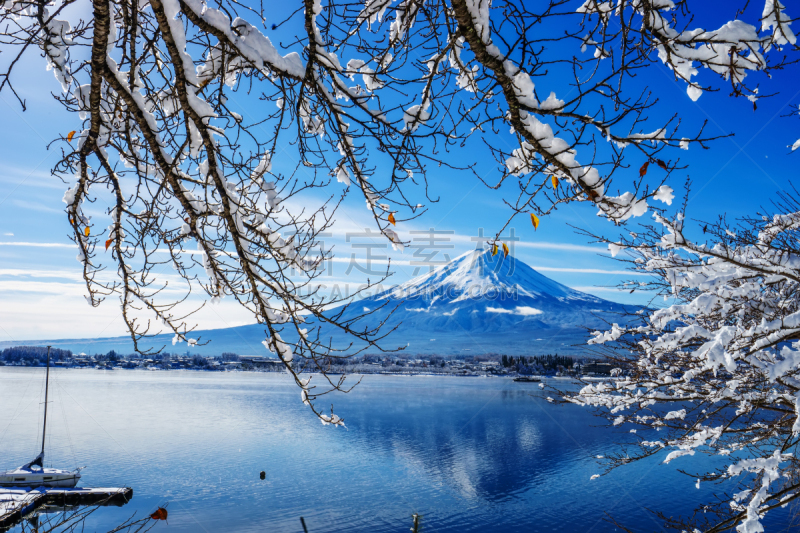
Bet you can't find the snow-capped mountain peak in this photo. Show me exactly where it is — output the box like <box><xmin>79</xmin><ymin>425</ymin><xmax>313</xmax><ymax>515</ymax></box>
<box><xmin>316</xmin><ymin>246</ymin><xmax>640</xmax><ymax>354</ymax></box>
<box><xmin>382</xmin><ymin>247</ymin><xmax>595</xmax><ymax>304</ymax></box>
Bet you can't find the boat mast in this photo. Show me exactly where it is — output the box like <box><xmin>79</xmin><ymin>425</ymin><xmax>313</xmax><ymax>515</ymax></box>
<box><xmin>41</xmin><ymin>346</ymin><xmax>51</xmax><ymax>458</ymax></box>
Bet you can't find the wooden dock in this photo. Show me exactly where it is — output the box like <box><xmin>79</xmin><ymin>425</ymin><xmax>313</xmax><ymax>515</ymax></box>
<box><xmin>0</xmin><ymin>487</ymin><xmax>132</xmax><ymax>530</ymax></box>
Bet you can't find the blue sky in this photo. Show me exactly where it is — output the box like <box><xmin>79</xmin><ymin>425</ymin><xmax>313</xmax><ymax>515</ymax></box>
<box><xmin>0</xmin><ymin>4</ymin><xmax>798</xmax><ymax>342</ymax></box>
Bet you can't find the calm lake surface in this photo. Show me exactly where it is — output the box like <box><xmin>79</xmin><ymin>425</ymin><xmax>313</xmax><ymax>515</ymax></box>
<box><xmin>0</xmin><ymin>368</ymin><xmax>795</xmax><ymax>532</ymax></box>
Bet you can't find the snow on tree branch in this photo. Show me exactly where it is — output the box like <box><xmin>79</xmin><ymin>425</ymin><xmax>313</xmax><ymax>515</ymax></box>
<box><xmin>0</xmin><ymin>0</ymin><xmax>797</xmax><ymax>435</ymax></box>
<box><xmin>570</xmin><ymin>193</ymin><xmax>800</xmax><ymax>531</ymax></box>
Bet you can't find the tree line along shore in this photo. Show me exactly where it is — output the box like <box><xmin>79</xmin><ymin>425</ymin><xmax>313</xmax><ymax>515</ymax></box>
<box><xmin>0</xmin><ymin>346</ymin><xmax>614</xmax><ymax>377</ymax></box>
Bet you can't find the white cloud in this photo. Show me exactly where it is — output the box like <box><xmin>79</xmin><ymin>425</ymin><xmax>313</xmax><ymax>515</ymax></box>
<box><xmin>278</xmin><ymin>203</ymin><xmax>607</xmax><ymax>256</ymax></box>
<box><xmin>0</xmin><ymin>241</ymin><xmax>75</xmax><ymax>248</ymax></box>
<box><xmin>572</xmin><ymin>286</ymin><xmax>625</xmax><ymax>292</ymax></box>
<box><xmin>0</xmin><ymin>164</ymin><xmax>66</xmax><ymax>190</ymax></box>
<box><xmin>394</xmin><ymin>228</ymin><xmax>605</xmax><ymax>254</ymax></box>
<box><xmin>516</xmin><ymin>242</ymin><xmax>604</xmax><ymax>253</ymax></box>
<box><xmin>0</xmin><ymin>293</ymin><xmax>128</xmax><ymax>341</ymax></box>
<box><xmin>325</xmin><ymin>255</ymin><xmax>643</xmax><ymax>276</ymax></box>
<box><xmin>529</xmin><ymin>266</ymin><xmax>645</xmax><ymax>276</ymax></box>
<box><xmin>0</xmin><ymin>268</ymin><xmax>82</xmax><ymax>280</ymax></box>
<box><xmin>0</xmin><ymin>269</ymin><xmax>192</xmax><ymax>287</ymax></box>
<box><xmin>0</xmin><ymin>280</ymin><xmax>87</xmax><ymax>295</ymax></box>
<box><xmin>154</xmin><ymin>248</ymin><xmax>207</xmax><ymax>255</ymax></box>
<box><xmin>571</xmin><ymin>286</ymin><xmax>639</xmax><ymax>294</ymax></box>
<box><xmin>0</xmin><ymin>289</ymin><xmax>257</xmax><ymax>342</ymax></box>
<box><xmin>3</xmin><ymin>233</ymin><xmax>12</xmax><ymax>236</ymax></box>
<box><xmin>12</xmin><ymin>199</ymin><xmax>64</xmax><ymax>214</ymax></box>
<box><xmin>328</xmin><ymin>256</ymin><xmax>413</xmax><ymax>266</ymax></box>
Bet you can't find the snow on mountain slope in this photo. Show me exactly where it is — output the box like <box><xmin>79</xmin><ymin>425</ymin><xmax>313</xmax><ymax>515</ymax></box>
<box><xmin>382</xmin><ymin>248</ymin><xmax>593</xmax><ymax>302</ymax></box>
<box><xmin>321</xmin><ymin>248</ymin><xmax>639</xmax><ymax>352</ymax></box>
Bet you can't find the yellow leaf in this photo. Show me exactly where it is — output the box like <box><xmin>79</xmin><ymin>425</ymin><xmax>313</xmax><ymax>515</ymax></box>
<box><xmin>388</xmin><ymin>213</ymin><xmax>396</xmax><ymax>226</ymax></box>
<box><xmin>84</xmin><ymin>227</ymin><xmax>90</xmax><ymax>237</ymax></box>
<box><xmin>66</xmin><ymin>130</ymin><xmax>76</xmax><ymax>143</ymax></box>
<box><xmin>551</xmin><ymin>175</ymin><xmax>558</xmax><ymax>188</ymax></box>
<box><xmin>491</xmin><ymin>244</ymin><xmax>498</xmax><ymax>256</ymax></box>
<box><xmin>502</xmin><ymin>242</ymin><xmax>509</xmax><ymax>257</ymax></box>
<box><xmin>530</xmin><ymin>213</ymin><xmax>539</xmax><ymax>230</ymax></box>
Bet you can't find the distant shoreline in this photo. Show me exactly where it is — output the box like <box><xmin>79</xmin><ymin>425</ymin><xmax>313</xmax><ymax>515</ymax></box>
<box><xmin>0</xmin><ymin>365</ymin><xmax>615</xmax><ymax>382</ymax></box>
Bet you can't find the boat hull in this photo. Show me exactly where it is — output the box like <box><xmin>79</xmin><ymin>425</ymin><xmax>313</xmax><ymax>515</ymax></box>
<box><xmin>0</xmin><ymin>472</ymin><xmax>81</xmax><ymax>489</ymax></box>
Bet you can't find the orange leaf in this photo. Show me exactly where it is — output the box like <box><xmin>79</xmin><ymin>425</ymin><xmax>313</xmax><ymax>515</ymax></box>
<box><xmin>66</xmin><ymin>130</ymin><xmax>76</xmax><ymax>143</ymax></box>
<box><xmin>105</xmin><ymin>239</ymin><xmax>112</xmax><ymax>251</ymax></box>
<box><xmin>84</xmin><ymin>227</ymin><xmax>90</xmax><ymax>237</ymax></box>
<box><xmin>656</xmin><ymin>159</ymin><xmax>667</xmax><ymax>170</ymax></box>
<box><xmin>388</xmin><ymin>213</ymin><xmax>396</xmax><ymax>226</ymax></box>
<box><xmin>587</xmin><ymin>189</ymin><xmax>599</xmax><ymax>201</ymax></box>
<box><xmin>491</xmin><ymin>244</ymin><xmax>498</xmax><ymax>256</ymax></box>
<box><xmin>530</xmin><ymin>213</ymin><xmax>540</xmax><ymax>230</ymax></box>
<box><xmin>639</xmin><ymin>161</ymin><xmax>649</xmax><ymax>177</ymax></box>
<box><xmin>150</xmin><ymin>508</ymin><xmax>168</xmax><ymax>521</ymax></box>
<box><xmin>502</xmin><ymin>242</ymin><xmax>509</xmax><ymax>257</ymax></box>
<box><xmin>551</xmin><ymin>175</ymin><xmax>558</xmax><ymax>189</ymax></box>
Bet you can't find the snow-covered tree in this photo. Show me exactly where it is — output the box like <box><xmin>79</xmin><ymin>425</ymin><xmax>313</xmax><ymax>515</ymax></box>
<box><xmin>572</xmin><ymin>194</ymin><xmax>800</xmax><ymax>531</ymax></box>
<box><xmin>0</xmin><ymin>0</ymin><xmax>796</xmax><ymax>445</ymax></box>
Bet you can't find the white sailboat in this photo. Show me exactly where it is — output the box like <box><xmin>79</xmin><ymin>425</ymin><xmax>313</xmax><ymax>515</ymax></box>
<box><xmin>0</xmin><ymin>347</ymin><xmax>82</xmax><ymax>488</ymax></box>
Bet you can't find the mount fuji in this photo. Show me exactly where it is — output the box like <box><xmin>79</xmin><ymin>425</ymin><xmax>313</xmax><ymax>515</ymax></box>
<box><xmin>7</xmin><ymin>248</ymin><xmax>639</xmax><ymax>356</ymax></box>
<box><xmin>320</xmin><ymin>248</ymin><xmax>638</xmax><ymax>355</ymax></box>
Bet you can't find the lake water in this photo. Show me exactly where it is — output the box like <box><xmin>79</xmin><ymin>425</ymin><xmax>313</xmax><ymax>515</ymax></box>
<box><xmin>0</xmin><ymin>368</ymin><xmax>795</xmax><ymax>532</ymax></box>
